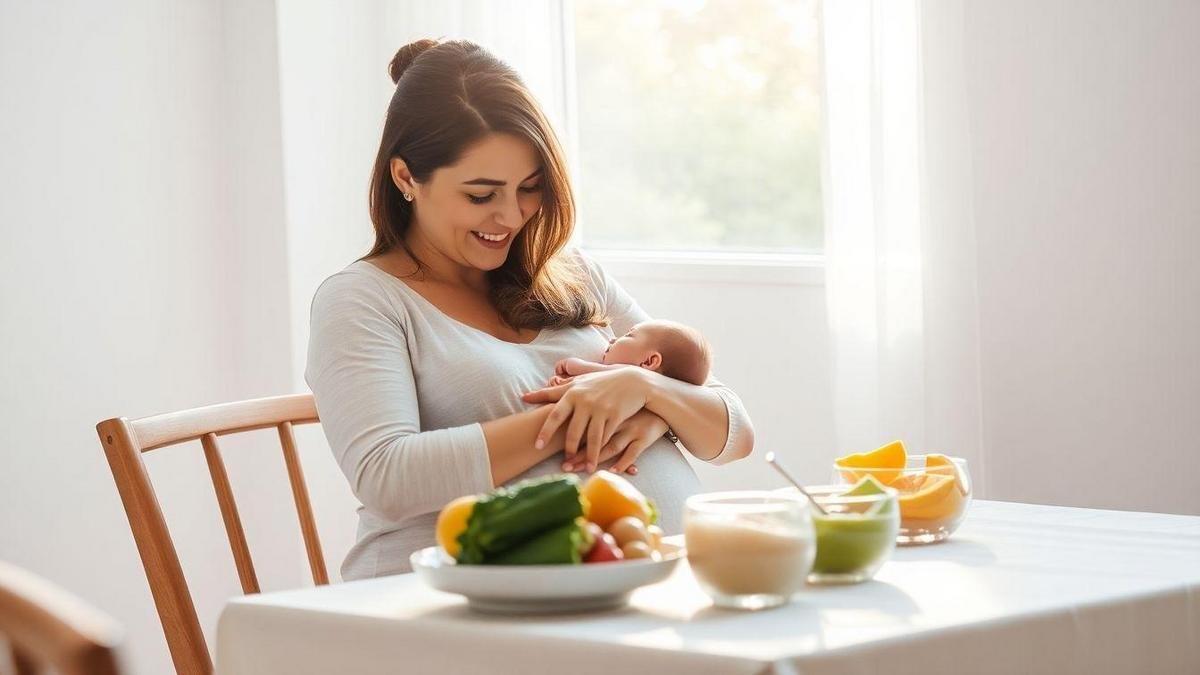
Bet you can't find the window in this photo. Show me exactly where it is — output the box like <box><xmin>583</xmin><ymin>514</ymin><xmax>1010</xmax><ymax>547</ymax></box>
<box><xmin>570</xmin><ymin>0</ymin><xmax>823</xmax><ymax>254</ymax></box>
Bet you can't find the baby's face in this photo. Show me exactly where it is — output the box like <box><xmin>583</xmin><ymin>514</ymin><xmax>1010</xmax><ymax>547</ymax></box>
<box><xmin>601</xmin><ymin>324</ymin><xmax>658</xmax><ymax>367</ymax></box>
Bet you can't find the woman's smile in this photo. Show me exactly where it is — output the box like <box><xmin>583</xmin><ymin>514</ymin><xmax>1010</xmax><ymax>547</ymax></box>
<box><xmin>471</xmin><ymin>229</ymin><xmax>513</xmax><ymax>249</ymax></box>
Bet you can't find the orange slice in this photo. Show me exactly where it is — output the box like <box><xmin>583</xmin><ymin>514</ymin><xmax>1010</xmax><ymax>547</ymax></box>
<box><xmin>894</xmin><ymin>473</ymin><xmax>961</xmax><ymax>520</ymax></box>
<box><xmin>926</xmin><ymin>453</ymin><xmax>970</xmax><ymax>496</ymax></box>
<box><xmin>836</xmin><ymin>440</ymin><xmax>907</xmax><ymax>485</ymax></box>
<box><xmin>889</xmin><ymin>473</ymin><xmax>931</xmax><ymax>492</ymax></box>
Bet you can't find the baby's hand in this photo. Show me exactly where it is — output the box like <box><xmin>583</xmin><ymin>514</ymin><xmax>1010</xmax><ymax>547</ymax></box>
<box><xmin>545</xmin><ymin>374</ymin><xmax>574</xmax><ymax>387</ymax></box>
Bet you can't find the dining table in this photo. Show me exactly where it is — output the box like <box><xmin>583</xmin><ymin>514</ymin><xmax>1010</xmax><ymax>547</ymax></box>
<box><xmin>215</xmin><ymin>500</ymin><xmax>1200</xmax><ymax>674</ymax></box>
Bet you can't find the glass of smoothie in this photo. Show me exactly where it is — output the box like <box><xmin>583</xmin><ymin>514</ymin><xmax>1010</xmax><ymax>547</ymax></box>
<box><xmin>802</xmin><ymin>484</ymin><xmax>899</xmax><ymax>584</ymax></box>
<box><xmin>833</xmin><ymin>454</ymin><xmax>972</xmax><ymax>545</ymax></box>
<box><xmin>684</xmin><ymin>491</ymin><xmax>816</xmax><ymax>610</ymax></box>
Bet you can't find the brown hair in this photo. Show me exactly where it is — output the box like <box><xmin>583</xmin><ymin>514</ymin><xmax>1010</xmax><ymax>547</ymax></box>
<box><xmin>365</xmin><ymin>38</ymin><xmax>605</xmax><ymax>331</ymax></box>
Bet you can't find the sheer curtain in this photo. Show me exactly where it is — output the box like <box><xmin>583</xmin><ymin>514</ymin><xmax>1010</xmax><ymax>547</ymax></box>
<box><xmin>821</xmin><ymin>0</ymin><xmax>985</xmax><ymax>482</ymax></box>
<box><xmin>821</xmin><ymin>0</ymin><xmax>926</xmax><ymax>455</ymax></box>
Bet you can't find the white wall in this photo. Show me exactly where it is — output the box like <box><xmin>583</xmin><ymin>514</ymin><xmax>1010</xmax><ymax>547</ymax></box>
<box><xmin>950</xmin><ymin>0</ymin><xmax>1200</xmax><ymax>514</ymax></box>
<box><xmin>0</xmin><ymin>2</ymin><xmax>305</xmax><ymax>673</ymax></box>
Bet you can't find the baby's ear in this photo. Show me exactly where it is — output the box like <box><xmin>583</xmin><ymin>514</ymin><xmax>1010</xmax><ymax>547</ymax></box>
<box><xmin>641</xmin><ymin>351</ymin><xmax>663</xmax><ymax>371</ymax></box>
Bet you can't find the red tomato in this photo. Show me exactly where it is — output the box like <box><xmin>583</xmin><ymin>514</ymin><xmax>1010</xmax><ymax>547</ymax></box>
<box><xmin>583</xmin><ymin>532</ymin><xmax>624</xmax><ymax>563</ymax></box>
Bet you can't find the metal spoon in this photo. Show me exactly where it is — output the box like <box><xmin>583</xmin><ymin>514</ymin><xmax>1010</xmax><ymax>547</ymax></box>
<box><xmin>764</xmin><ymin>451</ymin><xmax>829</xmax><ymax>516</ymax></box>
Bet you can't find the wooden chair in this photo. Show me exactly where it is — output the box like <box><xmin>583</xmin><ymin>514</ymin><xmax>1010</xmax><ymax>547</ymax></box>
<box><xmin>0</xmin><ymin>560</ymin><xmax>124</xmax><ymax>675</ymax></box>
<box><xmin>96</xmin><ymin>394</ymin><xmax>328</xmax><ymax>675</ymax></box>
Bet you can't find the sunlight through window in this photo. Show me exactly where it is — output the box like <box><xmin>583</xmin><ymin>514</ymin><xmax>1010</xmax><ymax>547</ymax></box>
<box><xmin>572</xmin><ymin>0</ymin><xmax>824</xmax><ymax>253</ymax></box>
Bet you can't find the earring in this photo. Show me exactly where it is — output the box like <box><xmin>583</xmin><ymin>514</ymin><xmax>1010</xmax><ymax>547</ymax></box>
<box><xmin>402</xmin><ymin>192</ymin><xmax>413</xmax><ymax>202</ymax></box>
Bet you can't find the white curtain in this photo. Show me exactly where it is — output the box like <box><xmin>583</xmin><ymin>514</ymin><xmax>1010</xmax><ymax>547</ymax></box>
<box><xmin>822</xmin><ymin>0</ymin><xmax>985</xmax><ymax>483</ymax></box>
<box><xmin>821</xmin><ymin>0</ymin><xmax>926</xmax><ymax>456</ymax></box>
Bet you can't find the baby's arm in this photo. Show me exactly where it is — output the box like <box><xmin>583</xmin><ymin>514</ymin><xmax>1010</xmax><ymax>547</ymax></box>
<box><xmin>555</xmin><ymin>357</ymin><xmax>616</xmax><ymax>378</ymax></box>
<box><xmin>546</xmin><ymin>357</ymin><xmax>623</xmax><ymax>387</ymax></box>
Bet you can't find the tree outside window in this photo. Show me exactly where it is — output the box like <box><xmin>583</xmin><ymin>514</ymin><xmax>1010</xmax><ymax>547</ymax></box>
<box><xmin>573</xmin><ymin>0</ymin><xmax>823</xmax><ymax>253</ymax></box>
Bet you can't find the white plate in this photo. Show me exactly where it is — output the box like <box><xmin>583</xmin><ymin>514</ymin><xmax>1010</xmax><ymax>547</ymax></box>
<box><xmin>410</xmin><ymin>541</ymin><xmax>685</xmax><ymax>614</ymax></box>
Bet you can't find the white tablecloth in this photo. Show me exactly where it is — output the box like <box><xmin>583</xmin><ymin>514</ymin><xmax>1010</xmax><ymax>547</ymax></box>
<box><xmin>216</xmin><ymin>501</ymin><xmax>1200</xmax><ymax>675</ymax></box>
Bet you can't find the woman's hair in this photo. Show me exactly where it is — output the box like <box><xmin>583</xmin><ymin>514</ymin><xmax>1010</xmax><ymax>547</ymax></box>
<box><xmin>365</xmin><ymin>38</ymin><xmax>605</xmax><ymax>331</ymax></box>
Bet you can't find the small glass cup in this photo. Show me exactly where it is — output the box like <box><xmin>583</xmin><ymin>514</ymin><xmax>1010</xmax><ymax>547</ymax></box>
<box><xmin>803</xmin><ymin>485</ymin><xmax>899</xmax><ymax>584</ymax></box>
<box><xmin>832</xmin><ymin>454</ymin><xmax>972</xmax><ymax>545</ymax></box>
<box><xmin>684</xmin><ymin>491</ymin><xmax>815</xmax><ymax>610</ymax></box>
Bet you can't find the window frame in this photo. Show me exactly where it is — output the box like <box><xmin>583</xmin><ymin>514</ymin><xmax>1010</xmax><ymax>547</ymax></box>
<box><xmin>560</xmin><ymin>0</ymin><xmax>826</xmax><ymax>282</ymax></box>
<box><xmin>586</xmin><ymin>248</ymin><xmax>825</xmax><ymax>287</ymax></box>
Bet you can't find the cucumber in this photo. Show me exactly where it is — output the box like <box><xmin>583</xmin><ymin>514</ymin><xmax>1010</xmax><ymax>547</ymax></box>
<box><xmin>486</xmin><ymin>519</ymin><xmax>587</xmax><ymax>565</ymax></box>
<box><xmin>456</xmin><ymin>474</ymin><xmax>585</xmax><ymax>564</ymax></box>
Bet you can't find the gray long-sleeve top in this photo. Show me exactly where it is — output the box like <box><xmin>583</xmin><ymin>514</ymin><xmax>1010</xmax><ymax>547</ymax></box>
<box><xmin>305</xmin><ymin>249</ymin><xmax>750</xmax><ymax>579</ymax></box>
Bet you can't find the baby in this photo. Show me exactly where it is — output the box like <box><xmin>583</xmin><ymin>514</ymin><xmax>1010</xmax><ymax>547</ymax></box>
<box><xmin>548</xmin><ymin>319</ymin><xmax>712</xmax><ymax>387</ymax></box>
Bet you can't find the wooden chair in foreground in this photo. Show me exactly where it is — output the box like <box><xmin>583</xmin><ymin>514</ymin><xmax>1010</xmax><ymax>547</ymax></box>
<box><xmin>96</xmin><ymin>394</ymin><xmax>328</xmax><ymax>675</ymax></box>
<box><xmin>0</xmin><ymin>560</ymin><xmax>124</xmax><ymax>675</ymax></box>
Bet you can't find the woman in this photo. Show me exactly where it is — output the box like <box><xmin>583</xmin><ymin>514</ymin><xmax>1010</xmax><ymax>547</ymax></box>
<box><xmin>306</xmin><ymin>39</ymin><xmax>754</xmax><ymax>579</ymax></box>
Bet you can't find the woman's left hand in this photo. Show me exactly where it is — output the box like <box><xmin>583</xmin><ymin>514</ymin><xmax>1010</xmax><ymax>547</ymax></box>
<box><xmin>561</xmin><ymin>408</ymin><xmax>669</xmax><ymax>476</ymax></box>
<box><xmin>522</xmin><ymin>366</ymin><xmax>652</xmax><ymax>472</ymax></box>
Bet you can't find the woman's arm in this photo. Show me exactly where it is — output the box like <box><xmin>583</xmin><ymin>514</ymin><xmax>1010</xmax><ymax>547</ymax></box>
<box><xmin>525</xmin><ymin>366</ymin><xmax>753</xmax><ymax>468</ymax></box>
<box><xmin>307</xmin><ymin>272</ymin><xmax>565</xmax><ymax>523</ymax></box>
<box><xmin>481</xmin><ymin>405</ymin><xmax>570</xmax><ymax>485</ymax></box>
<box><xmin>642</xmin><ymin>369</ymin><xmax>753</xmax><ymax>464</ymax></box>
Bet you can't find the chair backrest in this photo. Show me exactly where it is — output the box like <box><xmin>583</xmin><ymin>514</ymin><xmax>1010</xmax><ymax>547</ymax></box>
<box><xmin>0</xmin><ymin>560</ymin><xmax>124</xmax><ymax>675</ymax></box>
<box><xmin>95</xmin><ymin>394</ymin><xmax>327</xmax><ymax>675</ymax></box>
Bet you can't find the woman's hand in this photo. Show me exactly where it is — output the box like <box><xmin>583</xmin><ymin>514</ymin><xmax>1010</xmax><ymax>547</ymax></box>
<box><xmin>522</xmin><ymin>366</ymin><xmax>652</xmax><ymax>472</ymax></box>
<box><xmin>561</xmin><ymin>408</ymin><xmax>668</xmax><ymax>475</ymax></box>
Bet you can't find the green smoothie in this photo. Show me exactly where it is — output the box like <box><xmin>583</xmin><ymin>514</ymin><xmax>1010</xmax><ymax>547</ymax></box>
<box><xmin>807</xmin><ymin>482</ymin><xmax>900</xmax><ymax>583</ymax></box>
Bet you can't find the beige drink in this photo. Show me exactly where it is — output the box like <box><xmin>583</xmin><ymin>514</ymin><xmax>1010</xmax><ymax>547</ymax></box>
<box><xmin>684</xmin><ymin>492</ymin><xmax>815</xmax><ymax>609</ymax></box>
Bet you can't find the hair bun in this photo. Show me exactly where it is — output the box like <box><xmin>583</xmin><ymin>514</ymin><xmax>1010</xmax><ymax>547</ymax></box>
<box><xmin>389</xmin><ymin>38</ymin><xmax>439</xmax><ymax>85</ymax></box>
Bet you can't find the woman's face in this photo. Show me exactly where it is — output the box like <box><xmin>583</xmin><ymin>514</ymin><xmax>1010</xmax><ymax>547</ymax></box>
<box><xmin>399</xmin><ymin>132</ymin><xmax>544</xmax><ymax>274</ymax></box>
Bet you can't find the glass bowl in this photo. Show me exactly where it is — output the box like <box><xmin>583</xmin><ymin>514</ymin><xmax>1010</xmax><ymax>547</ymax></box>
<box><xmin>802</xmin><ymin>485</ymin><xmax>899</xmax><ymax>584</ymax></box>
<box><xmin>683</xmin><ymin>491</ymin><xmax>815</xmax><ymax>610</ymax></box>
<box><xmin>832</xmin><ymin>454</ymin><xmax>971</xmax><ymax>545</ymax></box>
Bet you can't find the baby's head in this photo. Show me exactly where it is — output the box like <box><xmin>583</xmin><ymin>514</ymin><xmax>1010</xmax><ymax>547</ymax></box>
<box><xmin>601</xmin><ymin>319</ymin><xmax>711</xmax><ymax>385</ymax></box>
